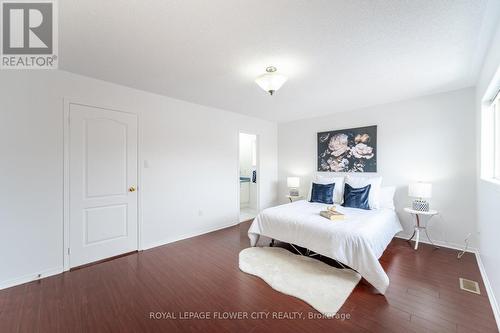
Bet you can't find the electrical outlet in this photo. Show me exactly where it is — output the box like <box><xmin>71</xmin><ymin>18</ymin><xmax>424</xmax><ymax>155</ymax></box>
<box><xmin>198</xmin><ymin>210</ymin><xmax>203</xmax><ymax>216</ymax></box>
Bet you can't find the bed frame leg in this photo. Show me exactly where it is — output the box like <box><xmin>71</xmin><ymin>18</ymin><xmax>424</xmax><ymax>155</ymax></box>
<box><xmin>270</xmin><ymin>239</ymin><xmax>275</xmax><ymax>247</ymax></box>
<box><xmin>290</xmin><ymin>244</ymin><xmax>303</xmax><ymax>255</ymax></box>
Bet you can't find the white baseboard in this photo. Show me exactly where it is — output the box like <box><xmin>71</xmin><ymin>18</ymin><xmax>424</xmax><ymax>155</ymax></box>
<box><xmin>396</xmin><ymin>234</ymin><xmax>499</xmax><ymax>329</ymax></box>
<box><xmin>475</xmin><ymin>251</ymin><xmax>500</xmax><ymax>332</ymax></box>
<box><xmin>142</xmin><ymin>221</ymin><xmax>239</xmax><ymax>251</ymax></box>
<box><xmin>1</xmin><ymin>227</ymin><xmax>497</xmax><ymax>332</ymax></box>
<box><xmin>396</xmin><ymin>233</ymin><xmax>498</xmax><ymax>330</ymax></box>
<box><xmin>1</xmin><ymin>222</ymin><xmax>239</xmax><ymax>290</ymax></box>
<box><xmin>395</xmin><ymin>233</ymin><xmax>477</xmax><ymax>253</ymax></box>
<box><xmin>0</xmin><ymin>266</ymin><xmax>63</xmax><ymax>291</ymax></box>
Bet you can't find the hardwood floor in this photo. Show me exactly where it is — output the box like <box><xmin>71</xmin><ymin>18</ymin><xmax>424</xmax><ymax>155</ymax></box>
<box><xmin>0</xmin><ymin>221</ymin><xmax>497</xmax><ymax>333</ymax></box>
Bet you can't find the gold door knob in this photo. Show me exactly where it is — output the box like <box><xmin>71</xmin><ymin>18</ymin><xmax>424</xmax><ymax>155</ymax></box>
<box><xmin>128</xmin><ymin>185</ymin><xmax>137</xmax><ymax>192</ymax></box>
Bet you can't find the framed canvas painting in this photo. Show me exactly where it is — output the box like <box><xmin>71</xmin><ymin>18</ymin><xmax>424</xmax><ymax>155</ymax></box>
<box><xmin>317</xmin><ymin>125</ymin><xmax>377</xmax><ymax>172</ymax></box>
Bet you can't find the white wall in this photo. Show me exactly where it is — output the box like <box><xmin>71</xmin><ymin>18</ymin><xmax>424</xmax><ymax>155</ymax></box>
<box><xmin>476</xmin><ymin>16</ymin><xmax>500</xmax><ymax>324</ymax></box>
<box><xmin>0</xmin><ymin>70</ymin><xmax>278</xmax><ymax>288</ymax></box>
<box><xmin>278</xmin><ymin>88</ymin><xmax>477</xmax><ymax>249</ymax></box>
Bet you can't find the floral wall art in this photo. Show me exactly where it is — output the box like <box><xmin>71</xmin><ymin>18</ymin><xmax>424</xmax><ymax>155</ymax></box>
<box><xmin>317</xmin><ymin>125</ymin><xmax>377</xmax><ymax>172</ymax></box>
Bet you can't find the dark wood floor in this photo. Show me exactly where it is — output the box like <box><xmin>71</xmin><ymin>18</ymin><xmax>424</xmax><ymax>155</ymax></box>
<box><xmin>0</xmin><ymin>221</ymin><xmax>497</xmax><ymax>333</ymax></box>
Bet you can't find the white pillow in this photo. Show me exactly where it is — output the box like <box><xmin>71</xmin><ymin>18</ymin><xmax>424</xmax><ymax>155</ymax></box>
<box><xmin>308</xmin><ymin>175</ymin><xmax>345</xmax><ymax>204</ymax></box>
<box><xmin>345</xmin><ymin>175</ymin><xmax>382</xmax><ymax>209</ymax></box>
<box><xmin>379</xmin><ymin>186</ymin><xmax>396</xmax><ymax>210</ymax></box>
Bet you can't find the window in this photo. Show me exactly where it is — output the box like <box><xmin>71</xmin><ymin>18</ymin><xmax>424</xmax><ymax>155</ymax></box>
<box><xmin>482</xmin><ymin>89</ymin><xmax>500</xmax><ymax>183</ymax></box>
<box><xmin>495</xmin><ymin>93</ymin><xmax>500</xmax><ymax>180</ymax></box>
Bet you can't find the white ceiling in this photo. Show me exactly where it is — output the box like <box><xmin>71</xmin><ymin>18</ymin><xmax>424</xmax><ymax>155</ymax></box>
<box><xmin>60</xmin><ymin>0</ymin><xmax>500</xmax><ymax>122</ymax></box>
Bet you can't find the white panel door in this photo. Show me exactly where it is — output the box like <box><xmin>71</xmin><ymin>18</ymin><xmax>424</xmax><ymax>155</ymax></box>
<box><xmin>69</xmin><ymin>103</ymin><xmax>138</xmax><ymax>268</ymax></box>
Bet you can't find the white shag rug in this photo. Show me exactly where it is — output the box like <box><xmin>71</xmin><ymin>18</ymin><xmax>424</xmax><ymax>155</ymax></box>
<box><xmin>239</xmin><ymin>247</ymin><xmax>361</xmax><ymax>317</ymax></box>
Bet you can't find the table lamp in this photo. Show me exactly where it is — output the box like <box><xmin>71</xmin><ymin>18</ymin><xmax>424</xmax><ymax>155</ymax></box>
<box><xmin>287</xmin><ymin>177</ymin><xmax>300</xmax><ymax>196</ymax></box>
<box><xmin>408</xmin><ymin>182</ymin><xmax>432</xmax><ymax>211</ymax></box>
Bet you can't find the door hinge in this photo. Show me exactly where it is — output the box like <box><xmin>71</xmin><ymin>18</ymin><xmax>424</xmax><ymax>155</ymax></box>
<box><xmin>67</xmin><ymin>248</ymin><xmax>71</xmax><ymax>255</ymax></box>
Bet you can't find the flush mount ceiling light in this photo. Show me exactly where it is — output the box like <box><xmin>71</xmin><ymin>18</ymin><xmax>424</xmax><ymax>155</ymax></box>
<box><xmin>255</xmin><ymin>66</ymin><xmax>288</xmax><ymax>96</ymax></box>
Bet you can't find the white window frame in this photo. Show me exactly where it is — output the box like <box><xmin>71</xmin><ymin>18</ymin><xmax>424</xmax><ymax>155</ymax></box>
<box><xmin>481</xmin><ymin>88</ymin><xmax>500</xmax><ymax>185</ymax></box>
<box><xmin>494</xmin><ymin>92</ymin><xmax>500</xmax><ymax>180</ymax></box>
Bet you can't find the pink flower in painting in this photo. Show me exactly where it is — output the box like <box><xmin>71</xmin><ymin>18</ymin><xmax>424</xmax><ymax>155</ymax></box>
<box><xmin>328</xmin><ymin>157</ymin><xmax>349</xmax><ymax>172</ymax></box>
<box><xmin>355</xmin><ymin>133</ymin><xmax>370</xmax><ymax>144</ymax></box>
<box><xmin>352</xmin><ymin>143</ymin><xmax>374</xmax><ymax>159</ymax></box>
<box><xmin>328</xmin><ymin>134</ymin><xmax>349</xmax><ymax>157</ymax></box>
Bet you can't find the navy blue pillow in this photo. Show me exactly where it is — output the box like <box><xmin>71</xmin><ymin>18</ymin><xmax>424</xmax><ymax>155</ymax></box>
<box><xmin>342</xmin><ymin>183</ymin><xmax>371</xmax><ymax>210</ymax></box>
<box><xmin>310</xmin><ymin>183</ymin><xmax>335</xmax><ymax>204</ymax></box>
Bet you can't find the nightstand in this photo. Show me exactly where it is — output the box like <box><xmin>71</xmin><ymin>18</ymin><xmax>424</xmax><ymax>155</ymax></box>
<box><xmin>404</xmin><ymin>207</ymin><xmax>439</xmax><ymax>250</ymax></box>
<box><xmin>286</xmin><ymin>195</ymin><xmax>304</xmax><ymax>203</ymax></box>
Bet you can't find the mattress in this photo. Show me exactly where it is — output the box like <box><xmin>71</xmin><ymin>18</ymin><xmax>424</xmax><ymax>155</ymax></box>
<box><xmin>248</xmin><ymin>200</ymin><xmax>403</xmax><ymax>294</ymax></box>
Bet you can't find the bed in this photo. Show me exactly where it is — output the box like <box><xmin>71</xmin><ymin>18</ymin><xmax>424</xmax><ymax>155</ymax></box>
<box><xmin>248</xmin><ymin>200</ymin><xmax>403</xmax><ymax>294</ymax></box>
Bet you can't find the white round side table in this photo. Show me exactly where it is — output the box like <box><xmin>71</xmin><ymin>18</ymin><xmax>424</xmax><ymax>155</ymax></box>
<box><xmin>404</xmin><ymin>207</ymin><xmax>439</xmax><ymax>250</ymax></box>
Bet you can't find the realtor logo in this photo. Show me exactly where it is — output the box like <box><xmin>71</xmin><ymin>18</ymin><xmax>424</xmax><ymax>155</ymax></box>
<box><xmin>1</xmin><ymin>0</ymin><xmax>58</xmax><ymax>69</ymax></box>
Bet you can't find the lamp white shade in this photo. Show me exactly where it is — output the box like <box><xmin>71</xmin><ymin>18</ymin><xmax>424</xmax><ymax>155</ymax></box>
<box><xmin>408</xmin><ymin>182</ymin><xmax>432</xmax><ymax>198</ymax></box>
<box><xmin>255</xmin><ymin>72</ymin><xmax>287</xmax><ymax>94</ymax></box>
<box><xmin>287</xmin><ymin>177</ymin><xmax>300</xmax><ymax>188</ymax></box>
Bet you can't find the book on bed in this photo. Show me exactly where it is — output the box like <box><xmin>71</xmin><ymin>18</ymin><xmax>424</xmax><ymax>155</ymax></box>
<box><xmin>320</xmin><ymin>209</ymin><xmax>345</xmax><ymax>221</ymax></box>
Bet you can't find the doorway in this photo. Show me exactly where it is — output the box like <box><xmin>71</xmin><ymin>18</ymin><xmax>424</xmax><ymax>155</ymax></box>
<box><xmin>65</xmin><ymin>102</ymin><xmax>139</xmax><ymax>268</ymax></box>
<box><xmin>239</xmin><ymin>132</ymin><xmax>259</xmax><ymax>222</ymax></box>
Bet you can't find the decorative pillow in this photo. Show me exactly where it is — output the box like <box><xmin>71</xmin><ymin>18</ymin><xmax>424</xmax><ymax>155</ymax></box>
<box><xmin>316</xmin><ymin>174</ymin><xmax>345</xmax><ymax>204</ymax></box>
<box><xmin>345</xmin><ymin>175</ymin><xmax>382</xmax><ymax>209</ymax></box>
<box><xmin>308</xmin><ymin>175</ymin><xmax>345</xmax><ymax>204</ymax></box>
<box><xmin>310</xmin><ymin>183</ymin><xmax>335</xmax><ymax>204</ymax></box>
<box><xmin>342</xmin><ymin>184</ymin><xmax>371</xmax><ymax>210</ymax></box>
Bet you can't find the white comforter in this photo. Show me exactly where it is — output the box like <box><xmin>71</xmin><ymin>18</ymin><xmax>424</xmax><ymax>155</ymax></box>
<box><xmin>248</xmin><ymin>200</ymin><xmax>403</xmax><ymax>294</ymax></box>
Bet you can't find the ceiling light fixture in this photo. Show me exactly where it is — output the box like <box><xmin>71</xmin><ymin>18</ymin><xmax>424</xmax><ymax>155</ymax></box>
<box><xmin>255</xmin><ymin>66</ymin><xmax>287</xmax><ymax>96</ymax></box>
